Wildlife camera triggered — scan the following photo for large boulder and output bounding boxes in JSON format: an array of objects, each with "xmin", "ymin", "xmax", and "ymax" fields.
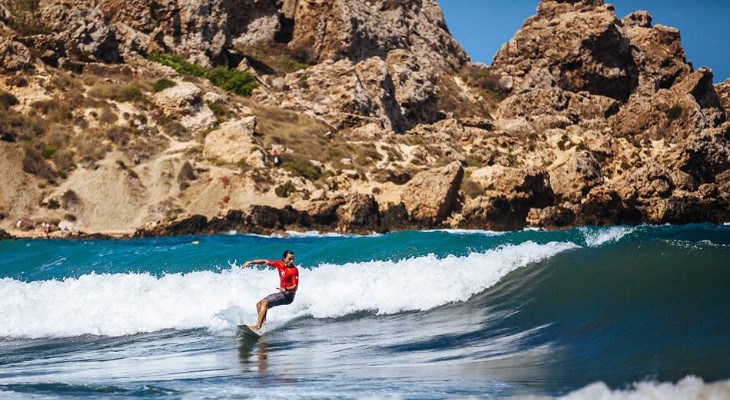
[
  {"xmin": 549, "ymin": 150, "xmax": 603, "ymax": 202},
  {"xmin": 526, "ymin": 206, "xmax": 576, "ymax": 229},
  {"xmin": 610, "ymin": 68, "xmax": 725, "ymax": 141},
  {"xmin": 336, "ymin": 193, "xmax": 381, "ymax": 232},
  {"xmin": 678, "ymin": 124, "xmax": 730, "ymax": 183},
  {"xmin": 460, "ymin": 166, "xmax": 554, "ymax": 230},
  {"xmin": 203, "ymin": 117, "xmax": 264, "ymax": 167},
  {"xmin": 152, "ymin": 81, "xmax": 217, "ymax": 132},
  {"xmin": 0, "ymin": 39, "xmax": 31, "ymax": 72},
  {"xmin": 401, "ymin": 161, "xmax": 463, "ymax": 225},
  {"xmin": 574, "ymin": 187, "xmax": 642, "ymax": 226}
]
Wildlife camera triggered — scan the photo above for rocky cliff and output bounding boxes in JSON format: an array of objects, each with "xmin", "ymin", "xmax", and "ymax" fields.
[{"xmin": 0, "ymin": 0, "xmax": 727, "ymax": 238}]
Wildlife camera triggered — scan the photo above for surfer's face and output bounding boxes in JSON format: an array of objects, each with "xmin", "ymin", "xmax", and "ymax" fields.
[{"xmin": 284, "ymin": 253, "xmax": 294, "ymax": 266}]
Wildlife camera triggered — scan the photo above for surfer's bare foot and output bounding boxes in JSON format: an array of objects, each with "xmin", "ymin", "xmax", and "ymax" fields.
[{"xmin": 249, "ymin": 325, "xmax": 260, "ymax": 331}]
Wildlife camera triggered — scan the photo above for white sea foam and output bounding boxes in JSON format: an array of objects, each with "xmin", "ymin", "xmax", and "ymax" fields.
[
  {"xmin": 284, "ymin": 230, "xmax": 381, "ymax": 238},
  {"xmin": 0, "ymin": 241, "xmax": 576, "ymax": 339},
  {"xmin": 580, "ymin": 226, "xmax": 634, "ymax": 247},
  {"xmin": 551, "ymin": 376, "xmax": 730, "ymax": 400},
  {"xmin": 423, "ymin": 229, "xmax": 505, "ymax": 236}
]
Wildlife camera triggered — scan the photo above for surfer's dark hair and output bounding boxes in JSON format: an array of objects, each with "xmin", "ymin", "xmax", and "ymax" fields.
[{"xmin": 282, "ymin": 250, "xmax": 294, "ymax": 259}]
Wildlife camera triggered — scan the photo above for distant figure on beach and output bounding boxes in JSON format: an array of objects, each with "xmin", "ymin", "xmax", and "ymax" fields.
[
  {"xmin": 241, "ymin": 250, "xmax": 299, "ymax": 332},
  {"xmin": 269, "ymin": 147, "xmax": 281, "ymax": 166}
]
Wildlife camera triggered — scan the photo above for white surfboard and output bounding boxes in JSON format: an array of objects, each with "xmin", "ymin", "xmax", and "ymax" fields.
[{"xmin": 238, "ymin": 324, "xmax": 262, "ymax": 338}]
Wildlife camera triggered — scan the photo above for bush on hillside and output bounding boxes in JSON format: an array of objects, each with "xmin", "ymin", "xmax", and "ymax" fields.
[{"xmin": 148, "ymin": 53, "xmax": 258, "ymax": 96}]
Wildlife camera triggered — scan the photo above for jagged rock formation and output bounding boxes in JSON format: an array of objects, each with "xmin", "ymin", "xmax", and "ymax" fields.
[{"xmin": 0, "ymin": 0, "xmax": 728, "ymax": 238}]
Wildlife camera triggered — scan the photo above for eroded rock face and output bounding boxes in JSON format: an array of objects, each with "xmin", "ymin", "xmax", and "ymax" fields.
[
  {"xmin": 460, "ymin": 166, "xmax": 553, "ymax": 230},
  {"xmin": 678, "ymin": 124, "xmax": 730, "ymax": 183},
  {"xmin": 550, "ymin": 150, "xmax": 603, "ymax": 202},
  {"xmin": 0, "ymin": 39, "xmax": 31, "ymax": 72},
  {"xmin": 401, "ymin": 161, "xmax": 463, "ymax": 225},
  {"xmin": 0, "ymin": 228, "xmax": 12, "ymax": 240},
  {"xmin": 35, "ymin": 3, "xmax": 121, "ymax": 63},
  {"xmin": 262, "ymin": 50, "xmax": 441, "ymax": 132},
  {"xmin": 491, "ymin": 0, "xmax": 638, "ymax": 101},
  {"xmin": 336, "ymin": 193, "xmax": 381, "ymax": 232},
  {"xmin": 285, "ymin": 0, "xmax": 467, "ymax": 69},
  {"xmin": 610, "ymin": 68, "xmax": 725, "ymax": 141}
]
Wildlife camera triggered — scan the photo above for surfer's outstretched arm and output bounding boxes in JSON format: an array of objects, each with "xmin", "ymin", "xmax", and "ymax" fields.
[{"xmin": 242, "ymin": 260, "xmax": 268, "ymax": 268}]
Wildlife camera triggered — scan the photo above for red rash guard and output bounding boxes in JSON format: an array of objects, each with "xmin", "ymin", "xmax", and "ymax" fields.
[{"xmin": 266, "ymin": 260, "xmax": 299, "ymax": 291}]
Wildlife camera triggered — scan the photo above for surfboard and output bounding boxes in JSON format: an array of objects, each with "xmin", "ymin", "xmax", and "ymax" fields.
[{"xmin": 238, "ymin": 324, "xmax": 262, "ymax": 338}]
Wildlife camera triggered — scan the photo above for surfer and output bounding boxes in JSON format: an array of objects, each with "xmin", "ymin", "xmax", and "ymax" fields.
[{"xmin": 242, "ymin": 250, "xmax": 299, "ymax": 332}]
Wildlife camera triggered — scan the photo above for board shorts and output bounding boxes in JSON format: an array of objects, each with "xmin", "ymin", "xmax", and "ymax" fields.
[{"xmin": 265, "ymin": 291, "xmax": 295, "ymax": 308}]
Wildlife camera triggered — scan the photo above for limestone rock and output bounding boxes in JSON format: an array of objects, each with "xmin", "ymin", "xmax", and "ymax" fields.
[
  {"xmin": 622, "ymin": 16, "xmax": 691, "ymax": 95},
  {"xmin": 286, "ymin": 0, "xmax": 467, "ymax": 69},
  {"xmin": 336, "ymin": 193, "xmax": 381, "ymax": 232},
  {"xmin": 643, "ymin": 194, "xmax": 721, "ymax": 224},
  {"xmin": 153, "ymin": 81, "xmax": 217, "ymax": 132},
  {"xmin": 0, "ymin": 228, "xmax": 12, "ymax": 240},
  {"xmin": 0, "ymin": 39, "xmax": 31, "ymax": 72},
  {"xmin": 550, "ymin": 150, "xmax": 603, "ymax": 202},
  {"xmin": 491, "ymin": 0, "xmax": 638, "ymax": 101},
  {"xmin": 265, "ymin": 51, "xmax": 442, "ymax": 132},
  {"xmin": 91, "ymin": 0, "xmax": 466, "ymax": 70},
  {"xmin": 678, "ymin": 125, "xmax": 730, "ymax": 183},
  {"xmin": 574, "ymin": 187, "xmax": 641, "ymax": 226},
  {"xmin": 37, "ymin": 3, "xmax": 121, "ymax": 63},
  {"xmin": 401, "ymin": 161, "xmax": 463, "ymax": 224},
  {"xmin": 616, "ymin": 165, "xmax": 674, "ymax": 201},
  {"xmin": 610, "ymin": 68, "xmax": 724, "ymax": 141},
  {"xmin": 496, "ymin": 87, "xmax": 619, "ymax": 127},
  {"xmin": 460, "ymin": 166, "xmax": 554, "ymax": 230},
  {"xmin": 715, "ymin": 79, "xmax": 730, "ymax": 113},
  {"xmin": 203, "ymin": 117, "xmax": 263, "ymax": 166},
  {"xmin": 526, "ymin": 206, "xmax": 576, "ymax": 229}
]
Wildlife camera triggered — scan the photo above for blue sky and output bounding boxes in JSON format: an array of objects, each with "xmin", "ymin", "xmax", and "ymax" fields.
[{"xmin": 439, "ymin": 1, "xmax": 729, "ymax": 83}]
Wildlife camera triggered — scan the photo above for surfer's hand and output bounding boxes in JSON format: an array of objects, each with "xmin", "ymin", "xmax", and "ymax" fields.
[
  {"xmin": 279, "ymin": 287, "xmax": 285, "ymax": 293},
  {"xmin": 242, "ymin": 261, "xmax": 250, "ymax": 268}
]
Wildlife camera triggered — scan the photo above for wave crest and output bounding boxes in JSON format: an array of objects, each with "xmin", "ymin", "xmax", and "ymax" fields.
[{"xmin": 0, "ymin": 241, "xmax": 576, "ymax": 339}]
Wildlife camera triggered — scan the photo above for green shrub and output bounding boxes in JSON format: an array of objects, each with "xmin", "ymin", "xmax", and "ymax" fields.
[
  {"xmin": 0, "ymin": 91, "xmax": 19, "ymax": 110},
  {"xmin": 41, "ymin": 144, "xmax": 58, "ymax": 159},
  {"xmin": 30, "ymin": 99, "xmax": 73, "ymax": 122},
  {"xmin": 111, "ymin": 85, "xmax": 144, "ymax": 103},
  {"xmin": 666, "ymin": 105, "xmax": 683, "ymax": 122},
  {"xmin": 205, "ymin": 67, "xmax": 258, "ymax": 96},
  {"xmin": 275, "ymin": 180, "xmax": 296, "ymax": 198},
  {"xmin": 148, "ymin": 53, "xmax": 258, "ymax": 96},
  {"xmin": 281, "ymin": 155, "xmax": 322, "ymax": 181},
  {"xmin": 206, "ymin": 101, "xmax": 229, "ymax": 120},
  {"xmin": 148, "ymin": 53, "xmax": 207, "ymax": 77},
  {"xmin": 153, "ymin": 78, "xmax": 177, "ymax": 92}
]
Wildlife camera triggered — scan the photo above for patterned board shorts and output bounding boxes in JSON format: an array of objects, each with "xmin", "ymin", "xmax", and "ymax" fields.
[{"xmin": 265, "ymin": 291, "xmax": 295, "ymax": 308}]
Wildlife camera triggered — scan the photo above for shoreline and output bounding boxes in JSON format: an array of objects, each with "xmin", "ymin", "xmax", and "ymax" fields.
[{"xmin": 3, "ymin": 221, "xmax": 729, "ymax": 241}]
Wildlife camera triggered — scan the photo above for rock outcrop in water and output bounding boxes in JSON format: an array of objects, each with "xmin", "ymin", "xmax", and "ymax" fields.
[{"xmin": 0, "ymin": 0, "xmax": 728, "ymax": 238}]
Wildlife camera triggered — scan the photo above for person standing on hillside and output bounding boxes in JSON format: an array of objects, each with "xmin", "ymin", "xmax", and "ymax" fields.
[{"xmin": 242, "ymin": 250, "xmax": 299, "ymax": 332}]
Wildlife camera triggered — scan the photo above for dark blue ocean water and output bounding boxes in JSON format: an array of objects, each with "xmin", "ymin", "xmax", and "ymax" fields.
[{"xmin": 1, "ymin": 225, "xmax": 730, "ymax": 399}]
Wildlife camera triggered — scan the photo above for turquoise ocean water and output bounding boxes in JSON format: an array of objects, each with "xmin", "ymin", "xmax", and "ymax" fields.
[{"xmin": 1, "ymin": 225, "xmax": 730, "ymax": 399}]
